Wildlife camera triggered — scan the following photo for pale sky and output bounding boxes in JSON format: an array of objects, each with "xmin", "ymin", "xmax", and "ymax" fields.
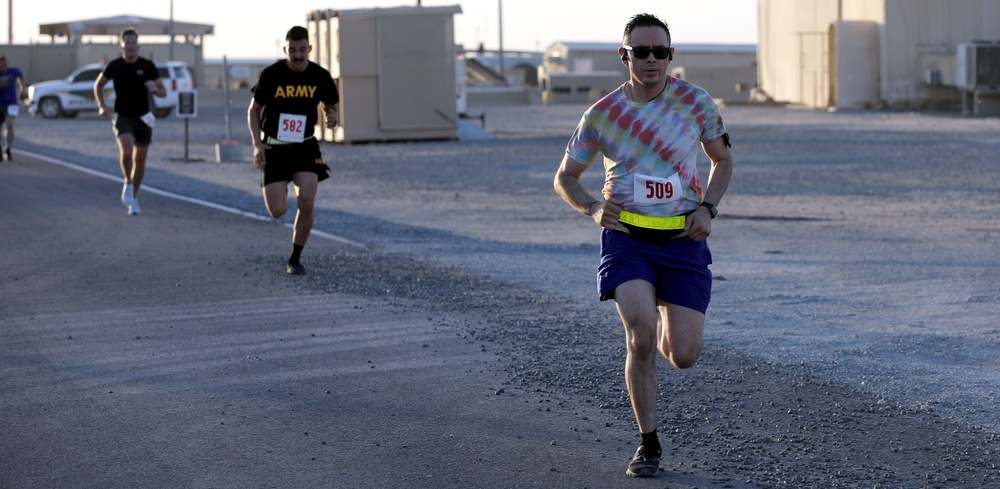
[{"xmin": 6, "ymin": 0, "xmax": 758, "ymax": 59}]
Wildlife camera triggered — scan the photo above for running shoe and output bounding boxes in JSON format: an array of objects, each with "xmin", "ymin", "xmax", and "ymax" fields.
[
  {"xmin": 4, "ymin": 148, "xmax": 9, "ymax": 161},
  {"xmin": 625, "ymin": 445, "xmax": 661, "ymax": 477},
  {"xmin": 128, "ymin": 199, "xmax": 141, "ymax": 216},
  {"xmin": 286, "ymin": 262, "xmax": 305, "ymax": 275},
  {"xmin": 122, "ymin": 183, "xmax": 134, "ymax": 206}
]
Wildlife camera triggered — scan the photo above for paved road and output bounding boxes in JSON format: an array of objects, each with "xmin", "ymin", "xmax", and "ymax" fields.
[{"xmin": 1, "ymin": 157, "xmax": 711, "ymax": 489}]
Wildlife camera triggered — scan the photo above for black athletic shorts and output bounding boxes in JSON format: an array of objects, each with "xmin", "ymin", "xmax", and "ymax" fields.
[
  {"xmin": 113, "ymin": 114, "xmax": 153, "ymax": 147},
  {"xmin": 260, "ymin": 138, "xmax": 330, "ymax": 186}
]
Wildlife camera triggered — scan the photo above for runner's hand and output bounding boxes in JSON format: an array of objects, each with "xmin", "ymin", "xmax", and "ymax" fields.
[
  {"xmin": 592, "ymin": 199, "xmax": 623, "ymax": 230},
  {"xmin": 252, "ymin": 142, "xmax": 271, "ymax": 170},
  {"xmin": 325, "ymin": 107, "xmax": 339, "ymax": 128},
  {"xmin": 685, "ymin": 208, "xmax": 712, "ymax": 241}
]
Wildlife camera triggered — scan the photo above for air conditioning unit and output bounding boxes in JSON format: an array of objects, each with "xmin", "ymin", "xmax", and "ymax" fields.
[{"xmin": 955, "ymin": 41, "xmax": 1000, "ymax": 90}]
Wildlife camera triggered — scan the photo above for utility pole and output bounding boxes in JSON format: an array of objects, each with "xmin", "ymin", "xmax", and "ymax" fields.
[
  {"xmin": 8, "ymin": 0, "xmax": 13, "ymax": 43},
  {"xmin": 169, "ymin": 0, "xmax": 175, "ymax": 60},
  {"xmin": 498, "ymin": 0, "xmax": 505, "ymax": 85}
]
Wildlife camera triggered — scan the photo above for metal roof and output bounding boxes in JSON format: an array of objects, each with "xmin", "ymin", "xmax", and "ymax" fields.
[
  {"xmin": 550, "ymin": 41, "xmax": 756, "ymax": 54},
  {"xmin": 307, "ymin": 5, "xmax": 462, "ymax": 20},
  {"xmin": 39, "ymin": 15, "xmax": 213, "ymax": 42}
]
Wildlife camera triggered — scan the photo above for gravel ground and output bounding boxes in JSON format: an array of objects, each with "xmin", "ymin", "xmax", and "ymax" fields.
[{"xmin": 11, "ymin": 90, "xmax": 1000, "ymax": 487}]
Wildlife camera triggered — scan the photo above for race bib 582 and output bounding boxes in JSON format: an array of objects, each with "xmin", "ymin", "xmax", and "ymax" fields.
[{"xmin": 277, "ymin": 113, "xmax": 307, "ymax": 143}]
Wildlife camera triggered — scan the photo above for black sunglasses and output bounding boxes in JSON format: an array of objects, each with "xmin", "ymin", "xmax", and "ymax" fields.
[{"xmin": 623, "ymin": 45, "xmax": 673, "ymax": 60}]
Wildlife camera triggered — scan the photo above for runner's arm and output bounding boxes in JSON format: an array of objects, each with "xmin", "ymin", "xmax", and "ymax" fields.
[
  {"xmin": 554, "ymin": 153, "xmax": 621, "ymax": 229},
  {"xmin": 322, "ymin": 101, "xmax": 338, "ymax": 128},
  {"xmin": 248, "ymin": 98, "xmax": 269, "ymax": 169},
  {"xmin": 685, "ymin": 136, "xmax": 734, "ymax": 240},
  {"xmin": 147, "ymin": 78, "xmax": 167, "ymax": 98},
  {"xmin": 94, "ymin": 73, "xmax": 111, "ymax": 117},
  {"xmin": 700, "ymin": 136, "xmax": 733, "ymax": 212}
]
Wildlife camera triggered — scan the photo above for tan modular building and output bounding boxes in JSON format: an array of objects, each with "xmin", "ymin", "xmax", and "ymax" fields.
[
  {"xmin": 203, "ymin": 58, "xmax": 274, "ymax": 90},
  {"xmin": 758, "ymin": 0, "xmax": 1000, "ymax": 112},
  {"xmin": 539, "ymin": 41, "xmax": 757, "ymax": 104},
  {"xmin": 543, "ymin": 42, "xmax": 632, "ymax": 76},
  {"xmin": 307, "ymin": 5, "xmax": 462, "ymax": 144},
  {"xmin": 539, "ymin": 42, "xmax": 628, "ymax": 105}
]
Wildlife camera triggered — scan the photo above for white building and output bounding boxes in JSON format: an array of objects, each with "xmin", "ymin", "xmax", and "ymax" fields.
[
  {"xmin": 758, "ymin": 0, "xmax": 1000, "ymax": 113},
  {"xmin": 539, "ymin": 41, "xmax": 757, "ymax": 105}
]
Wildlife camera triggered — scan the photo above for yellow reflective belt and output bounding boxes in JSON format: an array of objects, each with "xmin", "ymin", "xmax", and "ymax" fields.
[{"xmin": 618, "ymin": 210, "xmax": 686, "ymax": 230}]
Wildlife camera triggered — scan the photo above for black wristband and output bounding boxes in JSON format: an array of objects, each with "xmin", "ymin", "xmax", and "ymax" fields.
[{"xmin": 700, "ymin": 201, "xmax": 718, "ymax": 219}]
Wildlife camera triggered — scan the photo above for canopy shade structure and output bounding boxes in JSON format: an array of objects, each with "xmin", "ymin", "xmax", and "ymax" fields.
[{"xmin": 39, "ymin": 15, "xmax": 213, "ymax": 43}]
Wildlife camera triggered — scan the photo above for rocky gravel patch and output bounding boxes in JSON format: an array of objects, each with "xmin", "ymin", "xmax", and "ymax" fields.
[{"xmin": 274, "ymin": 247, "xmax": 1000, "ymax": 488}]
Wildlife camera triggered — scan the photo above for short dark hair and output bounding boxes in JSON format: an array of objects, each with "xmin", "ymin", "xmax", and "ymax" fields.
[
  {"xmin": 623, "ymin": 13, "xmax": 670, "ymax": 45},
  {"xmin": 120, "ymin": 28, "xmax": 138, "ymax": 42},
  {"xmin": 286, "ymin": 26, "xmax": 309, "ymax": 42}
]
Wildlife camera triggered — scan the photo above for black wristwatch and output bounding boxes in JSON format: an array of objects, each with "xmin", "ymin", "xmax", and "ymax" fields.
[{"xmin": 699, "ymin": 201, "xmax": 718, "ymax": 219}]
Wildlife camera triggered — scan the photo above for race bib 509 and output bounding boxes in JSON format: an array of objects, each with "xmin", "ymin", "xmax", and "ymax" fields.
[{"xmin": 633, "ymin": 173, "xmax": 683, "ymax": 205}]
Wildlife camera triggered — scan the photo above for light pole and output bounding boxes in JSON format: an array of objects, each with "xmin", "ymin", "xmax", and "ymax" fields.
[
  {"xmin": 169, "ymin": 0, "xmax": 175, "ymax": 60},
  {"xmin": 498, "ymin": 0, "xmax": 505, "ymax": 85}
]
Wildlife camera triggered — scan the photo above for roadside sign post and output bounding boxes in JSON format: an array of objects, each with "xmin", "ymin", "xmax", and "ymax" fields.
[
  {"xmin": 175, "ymin": 90, "xmax": 200, "ymax": 162},
  {"xmin": 215, "ymin": 55, "xmax": 245, "ymax": 163}
]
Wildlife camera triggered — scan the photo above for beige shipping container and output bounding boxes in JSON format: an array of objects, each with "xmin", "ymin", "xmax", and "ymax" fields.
[{"xmin": 307, "ymin": 6, "xmax": 462, "ymax": 144}]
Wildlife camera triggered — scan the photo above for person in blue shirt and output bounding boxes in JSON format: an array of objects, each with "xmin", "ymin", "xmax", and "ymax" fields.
[{"xmin": 0, "ymin": 55, "xmax": 26, "ymax": 161}]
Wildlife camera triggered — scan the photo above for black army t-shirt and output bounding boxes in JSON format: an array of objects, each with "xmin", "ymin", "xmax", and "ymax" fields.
[{"xmin": 252, "ymin": 60, "xmax": 339, "ymax": 142}]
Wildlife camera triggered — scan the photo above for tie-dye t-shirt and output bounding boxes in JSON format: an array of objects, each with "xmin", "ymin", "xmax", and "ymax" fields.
[{"xmin": 565, "ymin": 77, "xmax": 727, "ymax": 217}]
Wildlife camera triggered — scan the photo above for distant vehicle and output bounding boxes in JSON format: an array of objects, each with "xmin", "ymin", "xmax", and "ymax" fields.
[{"xmin": 26, "ymin": 61, "xmax": 193, "ymax": 119}]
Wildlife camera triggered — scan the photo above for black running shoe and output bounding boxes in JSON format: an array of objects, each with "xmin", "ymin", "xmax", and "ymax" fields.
[
  {"xmin": 286, "ymin": 262, "xmax": 305, "ymax": 275},
  {"xmin": 4, "ymin": 149, "xmax": 9, "ymax": 161},
  {"xmin": 625, "ymin": 445, "xmax": 661, "ymax": 477}
]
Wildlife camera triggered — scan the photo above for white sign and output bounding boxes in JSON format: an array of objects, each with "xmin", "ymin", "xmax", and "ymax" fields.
[{"xmin": 175, "ymin": 90, "xmax": 197, "ymax": 118}]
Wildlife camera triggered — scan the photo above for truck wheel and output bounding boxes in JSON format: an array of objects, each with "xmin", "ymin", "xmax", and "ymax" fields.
[{"xmin": 39, "ymin": 97, "xmax": 63, "ymax": 119}]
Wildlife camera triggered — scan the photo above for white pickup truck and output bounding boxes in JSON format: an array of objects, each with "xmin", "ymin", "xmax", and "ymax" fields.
[{"xmin": 26, "ymin": 61, "xmax": 193, "ymax": 119}]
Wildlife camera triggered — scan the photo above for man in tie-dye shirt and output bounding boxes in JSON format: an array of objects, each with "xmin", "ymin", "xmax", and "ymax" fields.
[{"xmin": 554, "ymin": 13, "xmax": 733, "ymax": 478}]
